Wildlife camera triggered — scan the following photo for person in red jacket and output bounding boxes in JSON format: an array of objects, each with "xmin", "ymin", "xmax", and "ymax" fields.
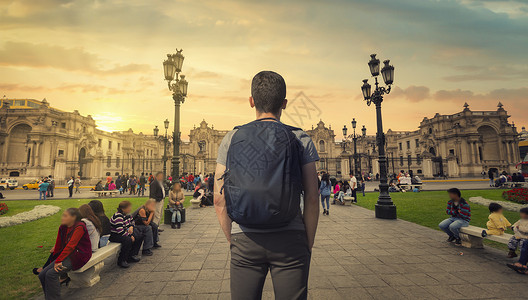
[{"xmin": 39, "ymin": 208, "xmax": 92, "ymax": 300}]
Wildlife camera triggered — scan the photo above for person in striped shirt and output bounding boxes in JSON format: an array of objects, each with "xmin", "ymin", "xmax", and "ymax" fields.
[
  {"xmin": 109, "ymin": 201, "xmax": 142, "ymax": 268},
  {"xmin": 438, "ymin": 188, "xmax": 471, "ymax": 246}
]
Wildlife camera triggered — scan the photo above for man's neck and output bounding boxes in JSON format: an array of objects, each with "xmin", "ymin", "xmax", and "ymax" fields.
[{"xmin": 256, "ymin": 111, "xmax": 280, "ymax": 121}]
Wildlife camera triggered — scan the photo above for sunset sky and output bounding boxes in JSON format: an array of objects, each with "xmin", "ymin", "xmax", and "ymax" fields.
[{"xmin": 1, "ymin": 0, "xmax": 528, "ymax": 140}]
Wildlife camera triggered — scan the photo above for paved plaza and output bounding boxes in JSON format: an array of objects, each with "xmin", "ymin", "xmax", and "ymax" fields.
[{"xmin": 49, "ymin": 204, "xmax": 528, "ymax": 300}]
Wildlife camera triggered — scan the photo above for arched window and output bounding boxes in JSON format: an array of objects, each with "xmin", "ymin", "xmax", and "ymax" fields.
[{"xmin": 319, "ymin": 140, "xmax": 326, "ymax": 152}]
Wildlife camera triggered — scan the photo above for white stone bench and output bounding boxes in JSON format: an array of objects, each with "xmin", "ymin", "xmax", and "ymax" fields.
[
  {"xmin": 90, "ymin": 190, "xmax": 118, "ymax": 197},
  {"xmin": 342, "ymin": 196, "xmax": 355, "ymax": 206},
  {"xmin": 68, "ymin": 242, "xmax": 121, "ymax": 287},
  {"xmin": 190, "ymin": 198, "xmax": 201, "ymax": 208},
  {"xmin": 511, "ymin": 182, "xmax": 528, "ymax": 188},
  {"xmin": 399, "ymin": 184, "xmax": 423, "ymax": 191},
  {"xmin": 459, "ymin": 225, "xmax": 512, "ymax": 248}
]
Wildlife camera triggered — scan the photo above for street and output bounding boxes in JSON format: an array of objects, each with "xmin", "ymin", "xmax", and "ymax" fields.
[{"xmin": 0, "ymin": 179, "xmax": 495, "ymax": 201}]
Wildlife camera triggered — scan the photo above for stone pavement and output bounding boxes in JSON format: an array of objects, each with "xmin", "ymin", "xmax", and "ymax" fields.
[{"xmin": 56, "ymin": 205, "xmax": 528, "ymax": 300}]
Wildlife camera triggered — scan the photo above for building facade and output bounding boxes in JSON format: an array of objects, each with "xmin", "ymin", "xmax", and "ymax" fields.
[
  {"xmin": 0, "ymin": 99, "xmax": 166, "ymax": 184},
  {"xmin": 181, "ymin": 102, "xmax": 522, "ymax": 179},
  {"xmin": 0, "ymin": 99, "xmax": 522, "ymax": 183}
]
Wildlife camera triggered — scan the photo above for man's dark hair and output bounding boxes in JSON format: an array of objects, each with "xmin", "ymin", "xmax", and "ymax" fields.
[
  {"xmin": 251, "ymin": 71, "xmax": 286, "ymax": 115},
  {"xmin": 488, "ymin": 202, "xmax": 502, "ymax": 213},
  {"xmin": 520, "ymin": 207, "xmax": 528, "ymax": 215},
  {"xmin": 447, "ymin": 188, "xmax": 461, "ymax": 198}
]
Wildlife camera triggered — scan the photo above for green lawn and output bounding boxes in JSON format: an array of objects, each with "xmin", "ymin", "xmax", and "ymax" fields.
[
  {"xmin": 354, "ymin": 189, "xmax": 518, "ymax": 249},
  {"xmin": 0, "ymin": 196, "xmax": 191, "ymax": 300}
]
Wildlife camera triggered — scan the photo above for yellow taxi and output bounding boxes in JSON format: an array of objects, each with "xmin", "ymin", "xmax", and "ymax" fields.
[{"xmin": 23, "ymin": 180, "xmax": 41, "ymax": 190}]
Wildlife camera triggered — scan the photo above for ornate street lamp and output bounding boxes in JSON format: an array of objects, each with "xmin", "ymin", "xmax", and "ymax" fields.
[
  {"xmin": 342, "ymin": 125, "xmax": 348, "ymax": 153},
  {"xmin": 154, "ymin": 119, "xmax": 170, "ymax": 178},
  {"xmin": 351, "ymin": 118, "xmax": 358, "ymax": 177},
  {"xmin": 163, "ymin": 49, "xmax": 189, "ymax": 180},
  {"xmin": 361, "ymin": 53, "xmax": 396, "ymax": 219}
]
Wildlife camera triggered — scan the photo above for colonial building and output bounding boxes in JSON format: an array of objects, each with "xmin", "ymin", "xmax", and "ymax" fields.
[
  {"xmin": 181, "ymin": 102, "xmax": 522, "ymax": 178},
  {"xmin": 0, "ymin": 98, "xmax": 166, "ymax": 184},
  {"xmin": 0, "ymin": 99, "xmax": 522, "ymax": 183}
]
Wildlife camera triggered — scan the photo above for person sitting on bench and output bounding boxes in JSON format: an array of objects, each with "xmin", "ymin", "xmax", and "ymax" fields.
[
  {"xmin": 168, "ymin": 183, "xmax": 184, "ymax": 229},
  {"xmin": 482, "ymin": 203, "xmax": 511, "ymax": 238},
  {"xmin": 506, "ymin": 207, "xmax": 528, "ymax": 259},
  {"xmin": 110, "ymin": 201, "xmax": 142, "ymax": 268},
  {"xmin": 133, "ymin": 199, "xmax": 161, "ymax": 256},
  {"xmin": 438, "ymin": 188, "xmax": 471, "ymax": 246},
  {"xmin": 38, "ymin": 208, "xmax": 92, "ymax": 298}
]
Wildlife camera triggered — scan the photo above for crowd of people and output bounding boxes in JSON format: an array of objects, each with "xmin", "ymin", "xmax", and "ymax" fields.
[
  {"xmin": 317, "ymin": 172, "xmax": 364, "ymax": 215},
  {"xmin": 90, "ymin": 173, "xmax": 150, "ymax": 196},
  {"xmin": 35, "ymin": 176, "xmax": 56, "ymax": 200},
  {"xmin": 388, "ymin": 170, "xmax": 422, "ymax": 193},
  {"xmin": 34, "ymin": 171, "xmax": 188, "ymax": 300},
  {"xmin": 487, "ymin": 169, "xmax": 525, "ymax": 187},
  {"xmin": 180, "ymin": 172, "xmax": 214, "ymax": 193}
]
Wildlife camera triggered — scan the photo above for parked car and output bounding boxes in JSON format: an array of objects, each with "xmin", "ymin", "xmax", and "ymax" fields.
[
  {"xmin": 23, "ymin": 180, "xmax": 41, "ymax": 190},
  {"xmin": 0, "ymin": 178, "xmax": 18, "ymax": 190},
  {"xmin": 0, "ymin": 179, "xmax": 7, "ymax": 190},
  {"xmin": 7, "ymin": 179, "xmax": 18, "ymax": 190}
]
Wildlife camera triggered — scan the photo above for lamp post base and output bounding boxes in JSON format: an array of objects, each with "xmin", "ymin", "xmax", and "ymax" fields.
[{"xmin": 375, "ymin": 203, "xmax": 397, "ymax": 219}]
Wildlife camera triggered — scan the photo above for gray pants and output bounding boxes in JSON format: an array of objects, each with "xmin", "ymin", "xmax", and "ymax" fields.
[
  {"xmin": 39, "ymin": 257, "xmax": 72, "ymax": 300},
  {"xmin": 135, "ymin": 223, "xmax": 158, "ymax": 251},
  {"xmin": 230, "ymin": 230, "xmax": 311, "ymax": 300},
  {"xmin": 508, "ymin": 237, "xmax": 527, "ymax": 251}
]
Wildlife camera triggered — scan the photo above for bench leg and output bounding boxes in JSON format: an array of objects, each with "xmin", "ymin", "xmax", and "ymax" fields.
[
  {"xmin": 69, "ymin": 261, "xmax": 104, "ymax": 288},
  {"xmin": 459, "ymin": 233, "xmax": 483, "ymax": 249}
]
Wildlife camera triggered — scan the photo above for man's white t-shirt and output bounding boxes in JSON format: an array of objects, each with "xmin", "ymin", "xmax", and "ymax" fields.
[{"xmin": 350, "ymin": 176, "xmax": 357, "ymax": 189}]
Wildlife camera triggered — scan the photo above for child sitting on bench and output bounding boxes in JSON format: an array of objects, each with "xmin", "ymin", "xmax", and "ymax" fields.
[
  {"xmin": 507, "ymin": 207, "xmax": 528, "ymax": 258},
  {"xmin": 482, "ymin": 203, "xmax": 511, "ymax": 237}
]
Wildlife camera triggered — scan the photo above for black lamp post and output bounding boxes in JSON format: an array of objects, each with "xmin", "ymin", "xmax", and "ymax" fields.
[
  {"xmin": 163, "ymin": 49, "xmax": 189, "ymax": 181},
  {"xmin": 361, "ymin": 53, "xmax": 396, "ymax": 219},
  {"xmin": 342, "ymin": 125, "xmax": 349, "ymax": 175},
  {"xmin": 154, "ymin": 119, "xmax": 170, "ymax": 178},
  {"xmin": 342, "ymin": 125, "xmax": 348, "ymax": 153},
  {"xmin": 360, "ymin": 125, "xmax": 366, "ymax": 177},
  {"xmin": 351, "ymin": 118, "xmax": 358, "ymax": 177}
]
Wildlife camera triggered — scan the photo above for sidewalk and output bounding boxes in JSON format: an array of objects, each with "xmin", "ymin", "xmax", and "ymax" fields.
[{"xmin": 49, "ymin": 204, "xmax": 528, "ymax": 300}]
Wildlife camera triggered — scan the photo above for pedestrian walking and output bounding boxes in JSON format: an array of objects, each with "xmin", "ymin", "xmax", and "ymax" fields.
[
  {"xmin": 67, "ymin": 177, "xmax": 74, "ymax": 198},
  {"xmin": 75, "ymin": 176, "xmax": 81, "ymax": 194},
  {"xmin": 214, "ymin": 71, "xmax": 319, "ymax": 300},
  {"xmin": 319, "ymin": 173, "xmax": 331, "ymax": 215}
]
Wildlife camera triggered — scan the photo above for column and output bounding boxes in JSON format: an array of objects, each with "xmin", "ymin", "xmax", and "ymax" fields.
[
  {"xmin": 504, "ymin": 141, "xmax": 511, "ymax": 163},
  {"xmin": 510, "ymin": 142, "xmax": 516, "ymax": 163},
  {"xmin": 474, "ymin": 142, "xmax": 481, "ymax": 164},
  {"xmin": 467, "ymin": 141, "xmax": 474, "ymax": 164},
  {"xmin": 31, "ymin": 141, "xmax": 37, "ymax": 166}
]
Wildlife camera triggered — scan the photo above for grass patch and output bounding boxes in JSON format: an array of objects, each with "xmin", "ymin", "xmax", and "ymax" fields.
[
  {"xmin": 354, "ymin": 190, "xmax": 518, "ymax": 250},
  {"xmin": 0, "ymin": 196, "xmax": 191, "ymax": 300},
  {"xmin": 0, "ymin": 201, "xmax": 42, "ymax": 217}
]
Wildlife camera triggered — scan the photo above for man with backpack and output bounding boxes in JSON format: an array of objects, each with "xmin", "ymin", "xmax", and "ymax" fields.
[{"xmin": 214, "ymin": 71, "xmax": 320, "ymax": 300}]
